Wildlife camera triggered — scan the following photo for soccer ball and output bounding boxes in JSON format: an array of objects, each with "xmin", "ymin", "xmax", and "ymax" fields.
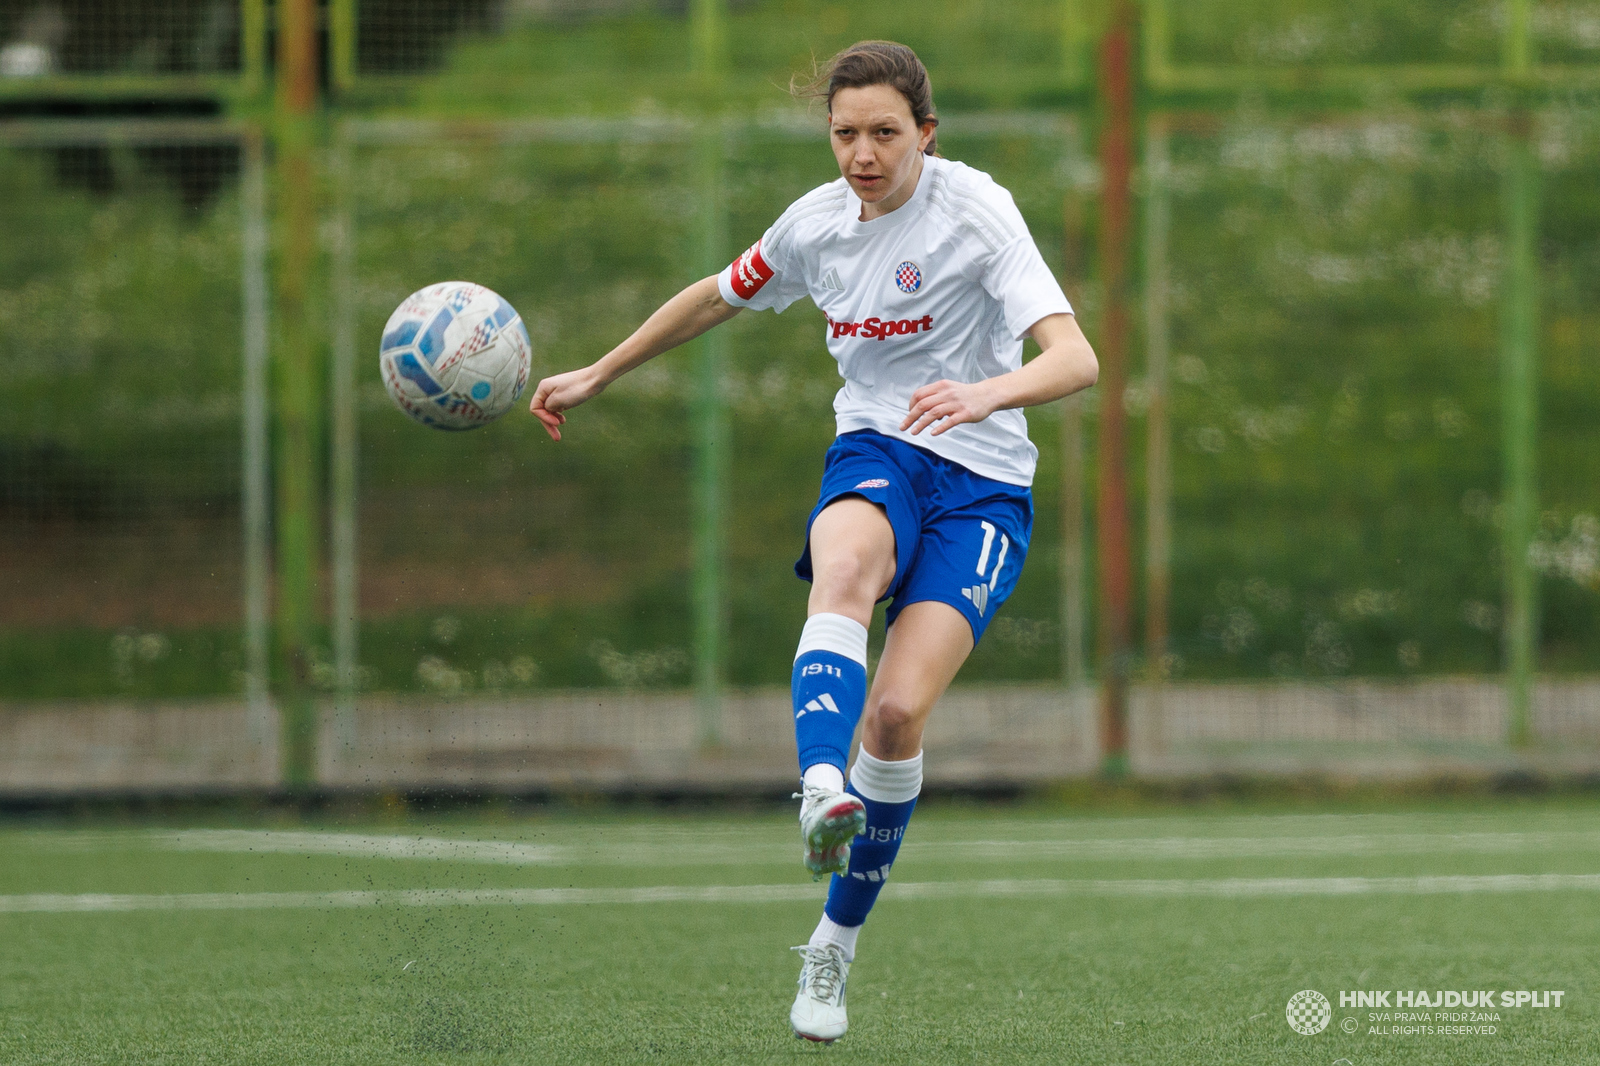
[{"xmin": 379, "ymin": 281, "xmax": 532, "ymax": 430}]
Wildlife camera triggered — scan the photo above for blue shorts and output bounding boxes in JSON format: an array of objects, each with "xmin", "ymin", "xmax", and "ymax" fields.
[{"xmin": 795, "ymin": 430, "xmax": 1033, "ymax": 643}]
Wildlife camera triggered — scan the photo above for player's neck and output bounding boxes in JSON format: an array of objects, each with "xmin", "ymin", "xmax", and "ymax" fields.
[{"xmin": 858, "ymin": 153, "xmax": 925, "ymax": 222}]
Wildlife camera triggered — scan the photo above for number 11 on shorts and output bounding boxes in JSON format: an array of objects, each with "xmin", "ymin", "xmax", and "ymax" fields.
[{"xmin": 976, "ymin": 520, "xmax": 1009, "ymax": 592}]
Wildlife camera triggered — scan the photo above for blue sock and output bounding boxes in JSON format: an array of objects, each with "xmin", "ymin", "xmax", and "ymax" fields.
[
  {"xmin": 823, "ymin": 749, "xmax": 923, "ymax": 928},
  {"xmin": 792, "ymin": 613, "xmax": 869, "ymax": 776}
]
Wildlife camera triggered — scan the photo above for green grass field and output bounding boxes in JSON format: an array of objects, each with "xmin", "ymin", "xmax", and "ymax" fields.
[{"xmin": 3, "ymin": 798, "xmax": 1598, "ymax": 1065}]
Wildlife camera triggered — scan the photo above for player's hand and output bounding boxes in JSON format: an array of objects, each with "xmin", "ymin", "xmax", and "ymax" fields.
[
  {"xmin": 529, "ymin": 366, "xmax": 605, "ymax": 441},
  {"xmin": 901, "ymin": 379, "xmax": 999, "ymax": 437}
]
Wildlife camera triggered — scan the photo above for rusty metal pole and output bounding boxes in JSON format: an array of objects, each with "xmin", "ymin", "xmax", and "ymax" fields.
[
  {"xmin": 1142, "ymin": 113, "xmax": 1171, "ymax": 760},
  {"xmin": 1095, "ymin": 0, "xmax": 1137, "ymax": 777},
  {"xmin": 690, "ymin": 0, "xmax": 728, "ymax": 748},
  {"xmin": 275, "ymin": 0, "xmax": 322, "ymax": 790},
  {"xmin": 1060, "ymin": 186, "xmax": 1088, "ymax": 695}
]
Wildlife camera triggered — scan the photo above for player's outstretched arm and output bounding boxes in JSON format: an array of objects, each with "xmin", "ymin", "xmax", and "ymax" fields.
[
  {"xmin": 530, "ymin": 275, "xmax": 740, "ymax": 440},
  {"xmin": 901, "ymin": 312, "xmax": 1098, "ymax": 437}
]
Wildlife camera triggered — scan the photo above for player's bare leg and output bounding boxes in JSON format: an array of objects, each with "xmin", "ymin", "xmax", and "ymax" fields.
[
  {"xmin": 860, "ymin": 600, "xmax": 974, "ymax": 761},
  {"xmin": 807, "ymin": 497, "xmax": 895, "ymax": 627}
]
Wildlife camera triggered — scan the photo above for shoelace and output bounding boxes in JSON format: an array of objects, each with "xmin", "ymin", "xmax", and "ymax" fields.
[
  {"xmin": 791, "ymin": 945, "xmax": 846, "ymax": 1003},
  {"xmin": 793, "ymin": 784, "xmax": 831, "ymax": 804}
]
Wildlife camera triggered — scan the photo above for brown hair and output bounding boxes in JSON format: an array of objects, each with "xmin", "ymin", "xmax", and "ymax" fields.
[{"xmin": 795, "ymin": 41, "xmax": 940, "ymax": 156}]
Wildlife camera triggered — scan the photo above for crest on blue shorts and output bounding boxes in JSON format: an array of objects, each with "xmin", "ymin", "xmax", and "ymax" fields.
[{"xmin": 895, "ymin": 261, "xmax": 922, "ymax": 294}]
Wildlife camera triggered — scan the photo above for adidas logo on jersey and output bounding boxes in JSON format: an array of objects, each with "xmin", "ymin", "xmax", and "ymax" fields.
[
  {"xmin": 821, "ymin": 267, "xmax": 845, "ymax": 291},
  {"xmin": 850, "ymin": 863, "xmax": 893, "ymax": 882},
  {"xmin": 961, "ymin": 584, "xmax": 990, "ymax": 616},
  {"xmin": 796, "ymin": 692, "xmax": 842, "ymax": 718}
]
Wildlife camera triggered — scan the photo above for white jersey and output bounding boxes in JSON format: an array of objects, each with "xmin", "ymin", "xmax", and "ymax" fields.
[{"xmin": 716, "ymin": 153, "xmax": 1072, "ymax": 486}]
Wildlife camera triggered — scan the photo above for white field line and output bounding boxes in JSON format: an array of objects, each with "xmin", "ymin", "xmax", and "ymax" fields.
[
  {"xmin": 146, "ymin": 829, "xmax": 1600, "ymax": 867},
  {"xmin": 157, "ymin": 831, "xmax": 566, "ymax": 864},
  {"xmin": 8, "ymin": 874, "xmax": 1600, "ymax": 914}
]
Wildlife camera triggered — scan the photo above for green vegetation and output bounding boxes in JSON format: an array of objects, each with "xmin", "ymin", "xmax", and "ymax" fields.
[
  {"xmin": 3, "ymin": 799, "xmax": 1599, "ymax": 1063},
  {"xmin": 400, "ymin": 0, "xmax": 1081, "ymax": 117}
]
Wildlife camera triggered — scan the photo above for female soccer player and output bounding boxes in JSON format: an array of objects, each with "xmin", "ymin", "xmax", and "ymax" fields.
[{"xmin": 529, "ymin": 40, "xmax": 1097, "ymax": 1044}]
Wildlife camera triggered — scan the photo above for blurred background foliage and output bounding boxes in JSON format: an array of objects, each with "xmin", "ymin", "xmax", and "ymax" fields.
[{"xmin": 0, "ymin": 0, "xmax": 1597, "ymax": 701}]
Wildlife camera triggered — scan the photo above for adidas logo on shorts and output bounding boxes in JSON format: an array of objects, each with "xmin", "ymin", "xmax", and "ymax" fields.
[
  {"xmin": 961, "ymin": 583, "xmax": 990, "ymax": 616},
  {"xmin": 796, "ymin": 692, "xmax": 842, "ymax": 718}
]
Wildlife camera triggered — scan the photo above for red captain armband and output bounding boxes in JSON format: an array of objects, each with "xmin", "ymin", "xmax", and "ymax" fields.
[{"xmin": 728, "ymin": 239, "xmax": 775, "ymax": 300}]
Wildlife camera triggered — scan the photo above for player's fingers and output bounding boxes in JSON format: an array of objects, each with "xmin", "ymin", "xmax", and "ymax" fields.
[
  {"xmin": 929, "ymin": 407, "xmax": 974, "ymax": 435},
  {"xmin": 529, "ymin": 379, "xmax": 555, "ymax": 414},
  {"xmin": 901, "ymin": 399, "xmax": 938, "ymax": 432},
  {"xmin": 906, "ymin": 380, "xmax": 952, "ymax": 410},
  {"xmin": 900, "ymin": 388, "xmax": 953, "ymax": 430},
  {"xmin": 908, "ymin": 401, "xmax": 957, "ymax": 435},
  {"xmin": 928, "ymin": 400, "xmax": 980, "ymax": 435}
]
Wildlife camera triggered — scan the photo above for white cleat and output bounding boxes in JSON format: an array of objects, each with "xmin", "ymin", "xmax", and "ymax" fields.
[
  {"xmin": 790, "ymin": 944, "xmax": 851, "ymax": 1043},
  {"xmin": 795, "ymin": 784, "xmax": 866, "ymax": 881}
]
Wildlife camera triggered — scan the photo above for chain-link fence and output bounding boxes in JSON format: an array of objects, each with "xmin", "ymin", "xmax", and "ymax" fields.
[
  {"xmin": 3, "ymin": 4, "xmax": 1600, "ymax": 791},
  {"xmin": 1147, "ymin": 108, "xmax": 1599, "ymax": 685},
  {"xmin": 0, "ymin": 120, "xmax": 268, "ymax": 717},
  {"xmin": 0, "ymin": 1, "xmax": 243, "ymax": 77}
]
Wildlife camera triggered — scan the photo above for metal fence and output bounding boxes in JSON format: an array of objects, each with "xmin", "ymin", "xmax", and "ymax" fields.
[
  {"xmin": 2, "ymin": 2, "xmax": 1599, "ymax": 793},
  {"xmin": 0, "ymin": 119, "xmax": 269, "ymax": 723}
]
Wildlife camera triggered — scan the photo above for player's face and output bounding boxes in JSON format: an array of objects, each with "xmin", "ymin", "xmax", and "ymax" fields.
[{"xmin": 829, "ymin": 84, "xmax": 936, "ymax": 218}]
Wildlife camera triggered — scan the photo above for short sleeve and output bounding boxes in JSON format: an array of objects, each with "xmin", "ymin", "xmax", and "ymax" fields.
[
  {"xmin": 980, "ymin": 235, "xmax": 1074, "ymax": 341},
  {"xmin": 717, "ymin": 228, "xmax": 809, "ymax": 313}
]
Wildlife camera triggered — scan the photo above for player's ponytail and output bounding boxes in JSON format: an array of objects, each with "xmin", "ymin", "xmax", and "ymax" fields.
[{"xmin": 794, "ymin": 41, "xmax": 940, "ymax": 157}]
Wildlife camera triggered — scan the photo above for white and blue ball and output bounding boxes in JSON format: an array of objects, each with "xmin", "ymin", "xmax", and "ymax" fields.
[{"xmin": 379, "ymin": 281, "xmax": 532, "ymax": 431}]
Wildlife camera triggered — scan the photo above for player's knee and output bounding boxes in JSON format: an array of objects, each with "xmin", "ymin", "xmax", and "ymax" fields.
[
  {"xmin": 811, "ymin": 551, "xmax": 886, "ymax": 607},
  {"xmin": 863, "ymin": 693, "xmax": 923, "ymax": 753}
]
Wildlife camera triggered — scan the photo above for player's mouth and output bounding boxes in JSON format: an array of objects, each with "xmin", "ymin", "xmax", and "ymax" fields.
[{"xmin": 851, "ymin": 173, "xmax": 884, "ymax": 190}]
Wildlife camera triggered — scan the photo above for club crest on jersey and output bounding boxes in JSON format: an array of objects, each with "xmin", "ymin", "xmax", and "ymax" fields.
[
  {"xmin": 854, "ymin": 479, "xmax": 890, "ymax": 489},
  {"xmin": 894, "ymin": 261, "xmax": 922, "ymax": 294}
]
